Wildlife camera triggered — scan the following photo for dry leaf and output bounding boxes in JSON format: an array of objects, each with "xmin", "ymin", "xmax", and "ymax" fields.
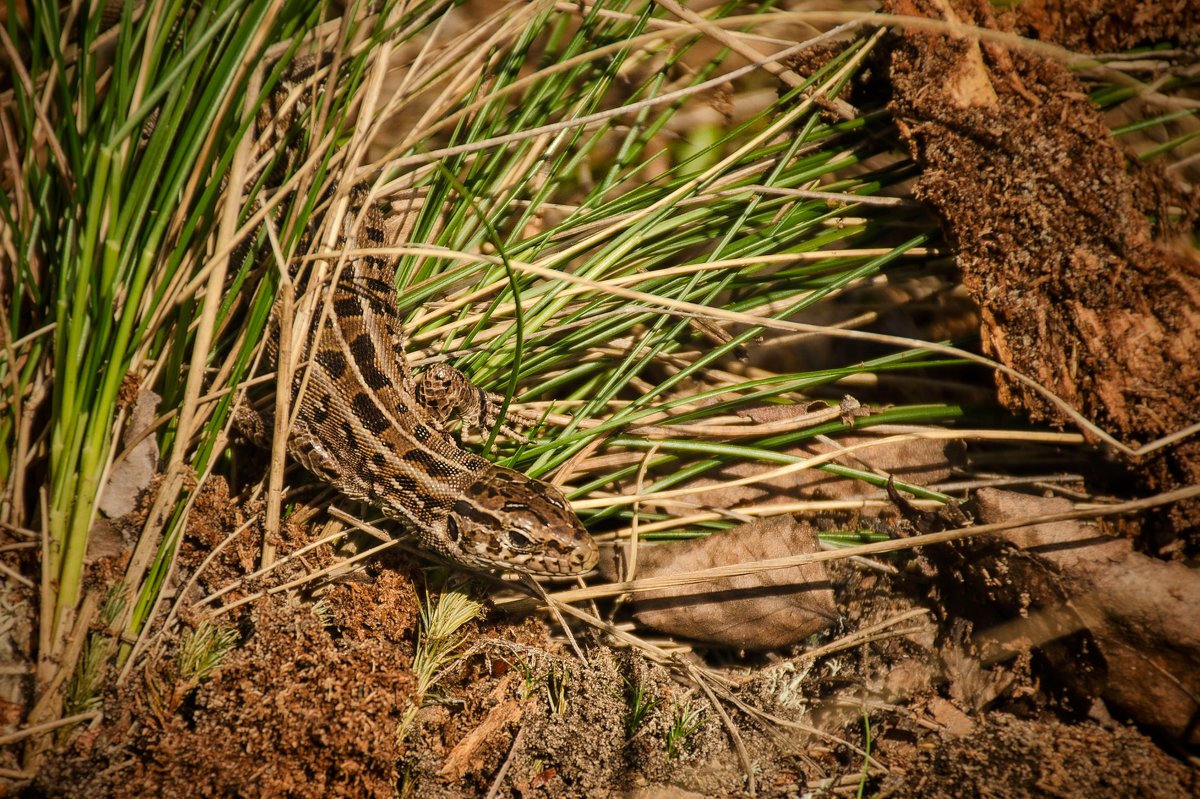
[
  {"xmin": 98, "ymin": 388, "xmax": 161, "ymax": 518},
  {"xmin": 625, "ymin": 515, "xmax": 836, "ymax": 650}
]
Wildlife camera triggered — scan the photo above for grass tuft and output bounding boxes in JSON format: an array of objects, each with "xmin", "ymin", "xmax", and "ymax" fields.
[
  {"xmin": 177, "ymin": 621, "xmax": 239, "ymax": 684},
  {"xmin": 665, "ymin": 699, "xmax": 705, "ymax": 760},
  {"xmin": 412, "ymin": 587, "xmax": 485, "ymax": 696},
  {"xmin": 625, "ymin": 677, "xmax": 661, "ymax": 739},
  {"xmin": 398, "ymin": 587, "xmax": 484, "ymax": 744}
]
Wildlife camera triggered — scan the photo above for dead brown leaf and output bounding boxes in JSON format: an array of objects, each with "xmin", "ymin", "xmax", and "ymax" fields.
[
  {"xmin": 97, "ymin": 388, "xmax": 162, "ymax": 518},
  {"xmin": 623, "ymin": 515, "xmax": 836, "ymax": 650}
]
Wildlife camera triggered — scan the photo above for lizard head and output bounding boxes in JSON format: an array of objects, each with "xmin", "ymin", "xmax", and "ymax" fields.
[{"xmin": 444, "ymin": 466, "xmax": 598, "ymax": 575}]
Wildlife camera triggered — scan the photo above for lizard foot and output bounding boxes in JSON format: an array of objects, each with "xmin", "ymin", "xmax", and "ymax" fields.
[{"xmin": 414, "ymin": 363, "xmax": 541, "ymax": 443}]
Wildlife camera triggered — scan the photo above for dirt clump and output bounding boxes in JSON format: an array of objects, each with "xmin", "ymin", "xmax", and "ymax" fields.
[
  {"xmin": 1012, "ymin": 0, "xmax": 1200, "ymax": 53},
  {"xmin": 884, "ymin": 0, "xmax": 1200, "ymax": 544},
  {"xmin": 879, "ymin": 712, "xmax": 1198, "ymax": 798},
  {"xmin": 39, "ymin": 570, "xmax": 420, "ymax": 799}
]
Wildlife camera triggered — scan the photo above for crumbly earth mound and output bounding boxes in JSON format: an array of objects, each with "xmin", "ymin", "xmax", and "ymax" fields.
[
  {"xmin": 879, "ymin": 713, "xmax": 1198, "ymax": 798},
  {"xmin": 885, "ymin": 0, "xmax": 1200, "ymax": 543}
]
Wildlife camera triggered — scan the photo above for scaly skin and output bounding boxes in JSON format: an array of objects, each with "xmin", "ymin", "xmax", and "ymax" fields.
[{"xmin": 283, "ymin": 197, "xmax": 598, "ymax": 575}]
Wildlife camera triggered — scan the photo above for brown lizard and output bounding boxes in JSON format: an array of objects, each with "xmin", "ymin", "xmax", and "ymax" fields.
[
  {"xmin": 251, "ymin": 63, "xmax": 598, "ymax": 575},
  {"xmin": 274, "ymin": 192, "xmax": 598, "ymax": 576}
]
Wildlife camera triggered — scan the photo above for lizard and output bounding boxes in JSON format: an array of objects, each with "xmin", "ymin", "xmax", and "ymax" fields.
[{"xmin": 253, "ymin": 64, "xmax": 598, "ymax": 577}]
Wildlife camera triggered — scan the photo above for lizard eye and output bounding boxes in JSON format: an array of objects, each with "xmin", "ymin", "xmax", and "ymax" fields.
[{"xmin": 504, "ymin": 530, "xmax": 533, "ymax": 550}]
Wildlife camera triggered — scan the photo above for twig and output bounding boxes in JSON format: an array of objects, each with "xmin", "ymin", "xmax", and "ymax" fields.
[
  {"xmin": 262, "ymin": 212, "xmax": 292, "ymax": 570},
  {"xmin": 485, "ymin": 724, "xmax": 526, "ymax": 799},
  {"xmin": 0, "ymin": 711, "xmax": 101, "ymax": 747}
]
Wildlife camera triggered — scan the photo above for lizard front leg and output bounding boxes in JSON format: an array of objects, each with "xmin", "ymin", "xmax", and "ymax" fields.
[{"xmin": 413, "ymin": 363, "xmax": 539, "ymax": 441}]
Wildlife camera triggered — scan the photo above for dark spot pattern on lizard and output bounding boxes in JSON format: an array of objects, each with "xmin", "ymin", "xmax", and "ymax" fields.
[{"xmin": 351, "ymin": 391, "xmax": 389, "ymax": 435}]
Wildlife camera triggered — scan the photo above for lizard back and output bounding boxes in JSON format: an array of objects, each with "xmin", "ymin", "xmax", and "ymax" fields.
[{"xmin": 274, "ymin": 176, "xmax": 597, "ymax": 574}]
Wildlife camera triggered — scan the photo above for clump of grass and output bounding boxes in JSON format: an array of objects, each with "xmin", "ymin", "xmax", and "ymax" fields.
[
  {"xmin": 2, "ymin": 0, "xmax": 413, "ymax": 744},
  {"xmin": 499, "ymin": 650, "xmax": 576, "ymax": 716},
  {"xmin": 135, "ymin": 619, "xmax": 238, "ymax": 725},
  {"xmin": 63, "ymin": 583, "xmax": 133, "ymax": 717},
  {"xmin": 177, "ymin": 621, "xmax": 239, "ymax": 684},
  {"xmin": 309, "ymin": 600, "xmax": 335, "ymax": 628},
  {"xmin": 411, "ymin": 588, "xmax": 485, "ymax": 697},
  {"xmin": 62, "ymin": 634, "xmax": 107, "ymax": 718},
  {"xmin": 546, "ymin": 663, "xmax": 571, "ymax": 716},
  {"xmin": 515, "ymin": 656, "xmax": 541, "ymax": 701},
  {"xmin": 625, "ymin": 677, "xmax": 661, "ymax": 739},
  {"xmin": 398, "ymin": 587, "xmax": 484, "ymax": 743},
  {"xmin": 664, "ymin": 699, "xmax": 705, "ymax": 760}
]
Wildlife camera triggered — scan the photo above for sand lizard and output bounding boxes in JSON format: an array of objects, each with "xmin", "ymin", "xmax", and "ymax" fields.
[
  {"xmin": 254, "ymin": 63, "xmax": 598, "ymax": 576},
  {"xmin": 274, "ymin": 192, "xmax": 598, "ymax": 576}
]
